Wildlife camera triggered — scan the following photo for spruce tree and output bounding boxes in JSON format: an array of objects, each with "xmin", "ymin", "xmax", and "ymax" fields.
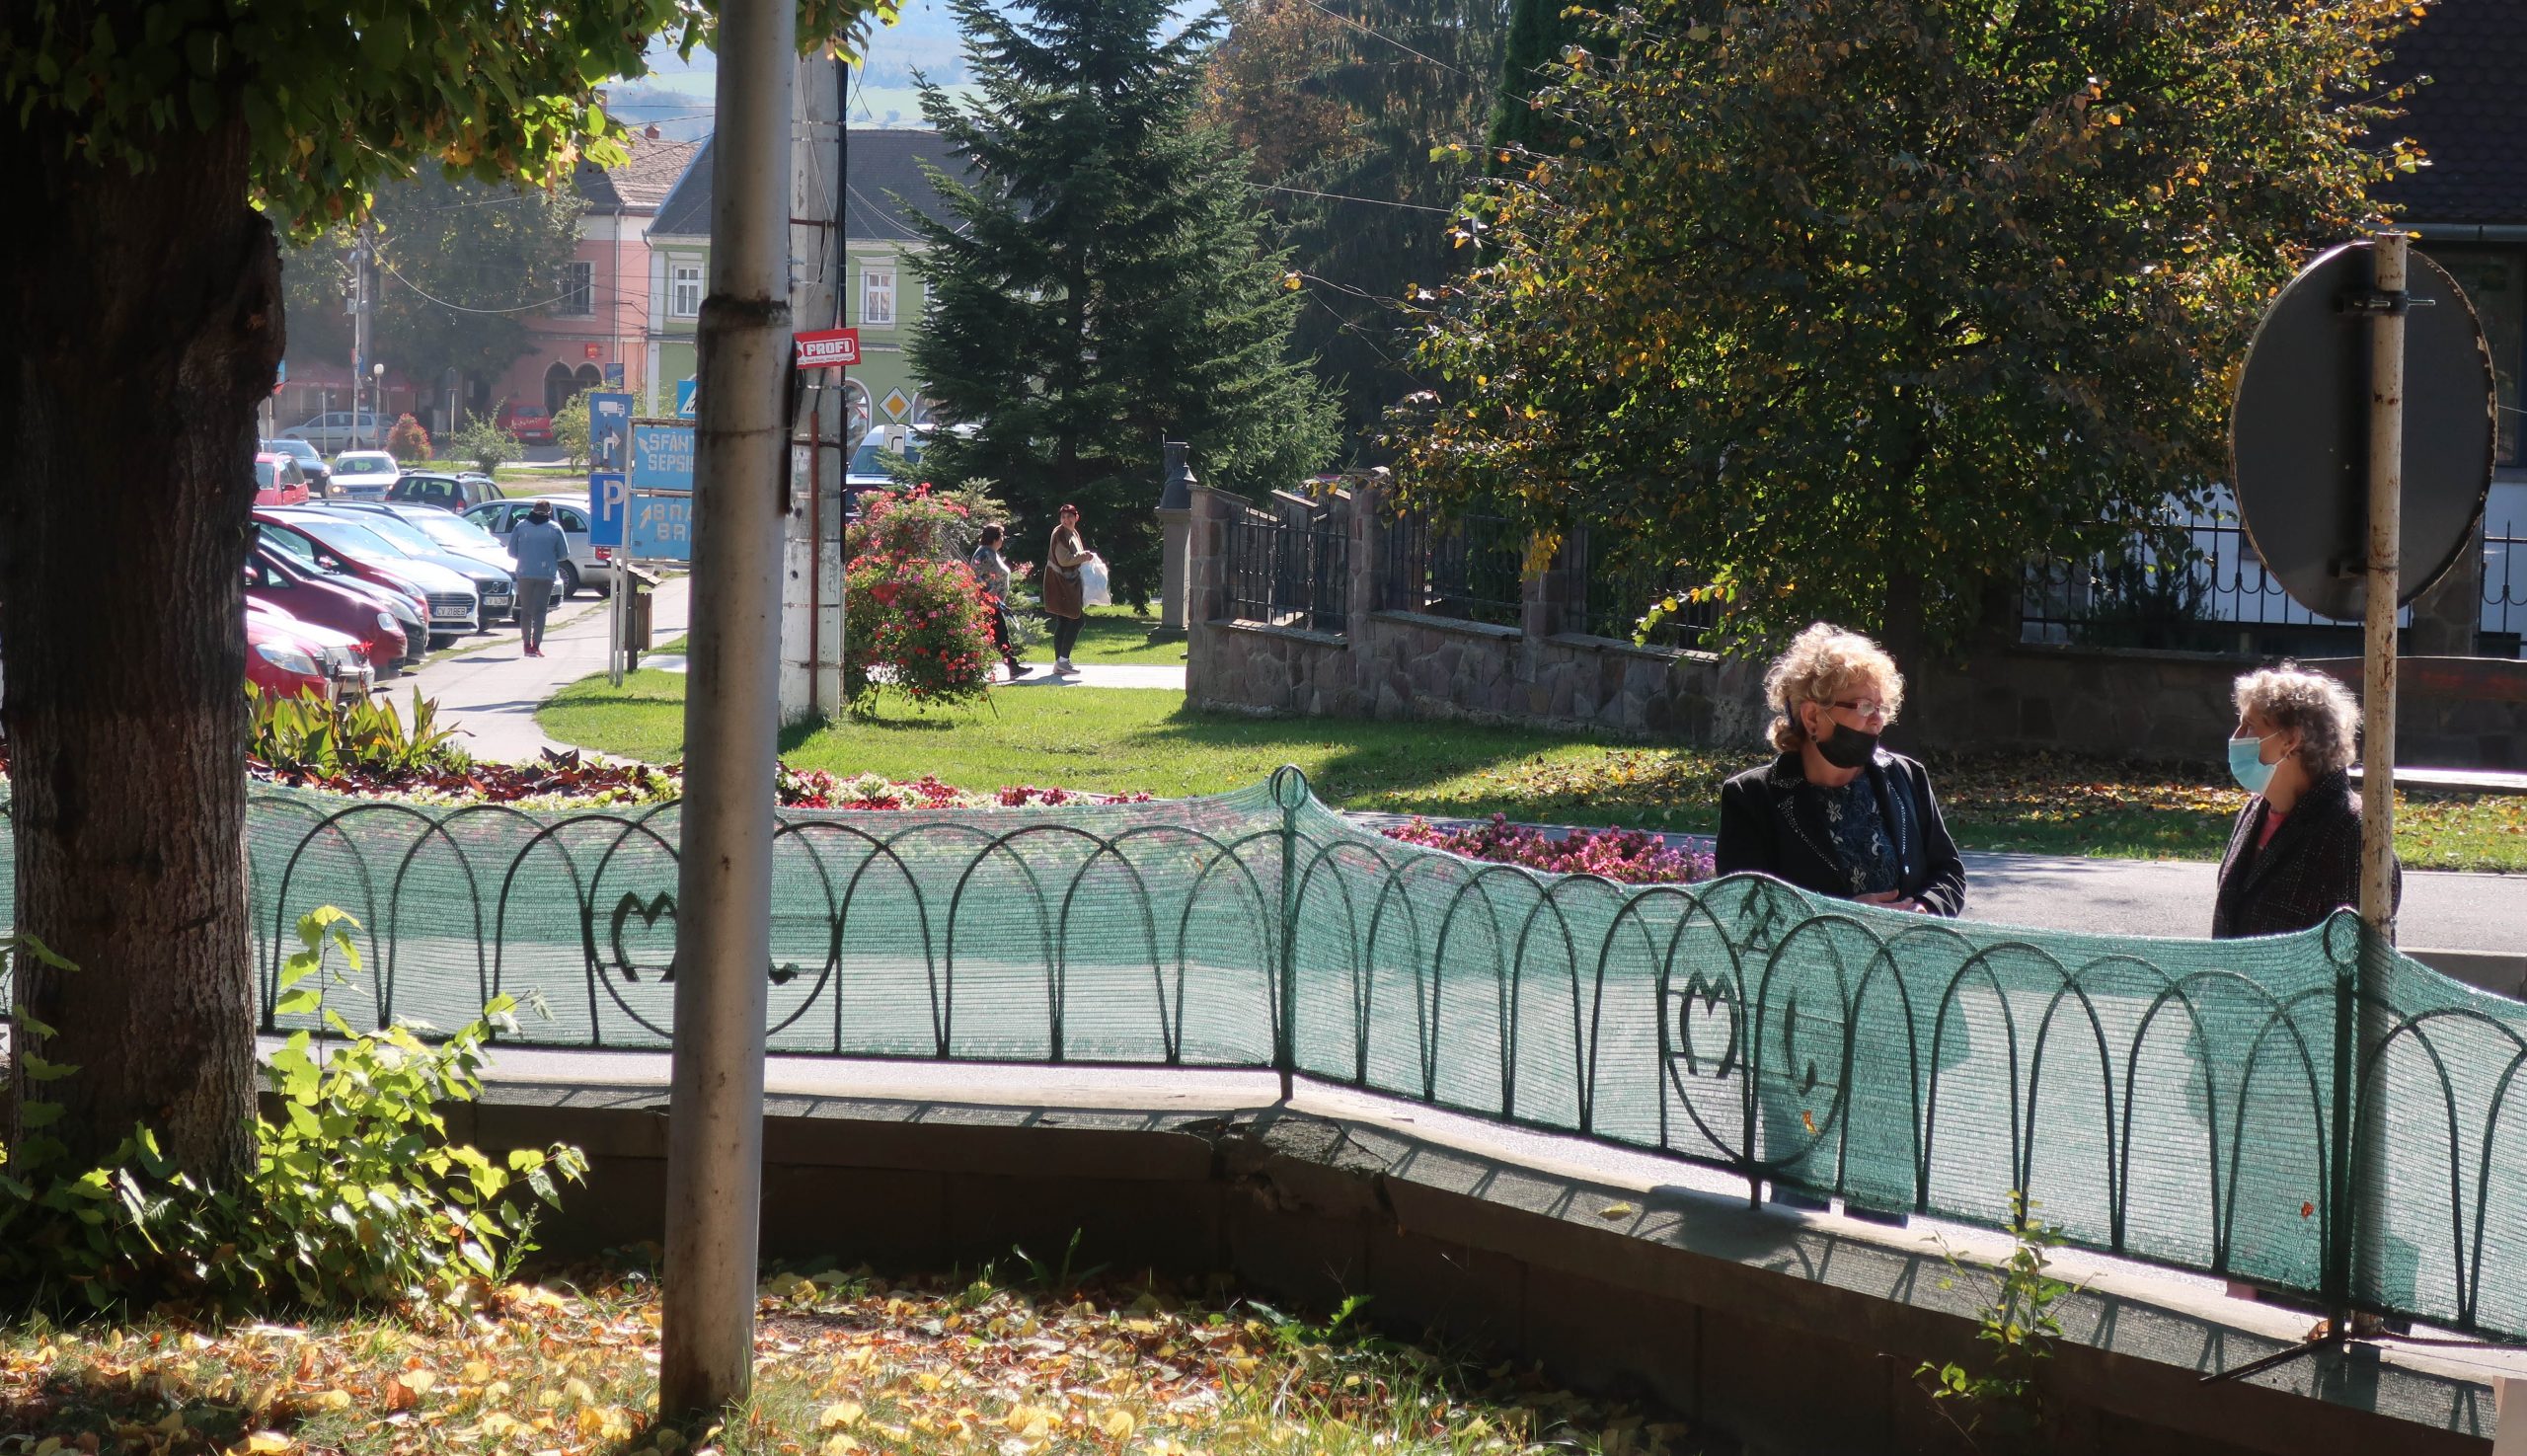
[
  {"xmin": 1206, "ymin": 0, "xmax": 1509, "ymax": 455},
  {"xmin": 909, "ymin": 0, "xmax": 1339, "ymax": 598},
  {"xmin": 1486, "ymin": 0, "xmax": 1578, "ymax": 159}
]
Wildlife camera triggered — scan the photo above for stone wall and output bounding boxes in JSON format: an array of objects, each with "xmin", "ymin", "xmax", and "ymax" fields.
[
  {"xmin": 1187, "ymin": 483, "xmax": 1771, "ymax": 744},
  {"xmin": 1185, "ymin": 483, "xmax": 2527, "ymax": 768}
]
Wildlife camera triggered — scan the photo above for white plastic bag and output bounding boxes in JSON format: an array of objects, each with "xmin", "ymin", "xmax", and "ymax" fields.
[{"xmin": 1079, "ymin": 557, "xmax": 1112, "ymax": 607}]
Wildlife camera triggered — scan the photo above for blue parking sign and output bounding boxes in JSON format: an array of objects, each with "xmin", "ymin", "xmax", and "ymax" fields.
[{"xmin": 587, "ymin": 472, "xmax": 626, "ymax": 549}]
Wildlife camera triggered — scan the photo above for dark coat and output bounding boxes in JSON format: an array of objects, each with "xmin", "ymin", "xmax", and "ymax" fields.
[
  {"xmin": 2212, "ymin": 768, "xmax": 2399, "ymax": 939},
  {"xmin": 1716, "ymin": 750, "xmax": 1968, "ymax": 917}
]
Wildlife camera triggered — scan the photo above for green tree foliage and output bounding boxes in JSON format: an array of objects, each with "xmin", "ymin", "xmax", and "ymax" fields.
[
  {"xmin": 908, "ymin": 0, "xmax": 1340, "ymax": 599},
  {"xmin": 1487, "ymin": 0, "xmax": 1579, "ymax": 159},
  {"xmin": 282, "ymin": 173, "xmax": 588, "ymax": 402},
  {"xmin": 1393, "ymin": 0, "xmax": 2419, "ymax": 655},
  {"xmin": 1203, "ymin": 0, "xmax": 1509, "ymax": 454},
  {"xmin": 553, "ymin": 388, "xmax": 595, "ymax": 471}
]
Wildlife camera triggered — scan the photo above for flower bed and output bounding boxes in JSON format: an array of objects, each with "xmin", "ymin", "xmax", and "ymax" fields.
[{"xmin": 1381, "ymin": 813, "xmax": 1713, "ymax": 883}]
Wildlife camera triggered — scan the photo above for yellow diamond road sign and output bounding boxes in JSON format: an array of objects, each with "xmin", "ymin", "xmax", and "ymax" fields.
[{"xmin": 880, "ymin": 389, "xmax": 912, "ymax": 421}]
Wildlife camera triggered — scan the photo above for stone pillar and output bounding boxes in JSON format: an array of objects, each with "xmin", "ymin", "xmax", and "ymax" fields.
[
  {"xmin": 1151, "ymin": 441, "xmax": 1194, "ymax": 642},
  {"xmin": 1187, "ymin": 485, "xmax": 1231, "ymax": 628},
  {"xmin": 2409, "ymin": 517, "xmax": 2486, "ymax": 657},
  {"xmin": 1347, "ymin": 476, "xmax": 1385, "ymax": 715}
]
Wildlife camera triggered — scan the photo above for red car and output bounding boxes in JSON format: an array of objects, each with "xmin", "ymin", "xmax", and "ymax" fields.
[
  {"xmin": 246, "ymin": 550, "xmax": 409, "ymax": 678},
  {"xmin": 246, "ymin": 602, "xmax": 373, "ymax": 703},
  {"xmin": 501, "ymin": 404, "xmax": 555, "ymax": 444},
  {"xmin": 254, "ymin": 452, "xmax": 313, "ymax": 505}
]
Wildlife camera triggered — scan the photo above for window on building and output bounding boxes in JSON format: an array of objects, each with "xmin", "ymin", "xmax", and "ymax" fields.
[
  {"xmin": 862, "ymin": 266, "xmax": 896, "ymax": 328},
  {"xmin": 670, "ymin": 263, "xmax": 704, "ymax": 318},
  {"xmin": 556, "ymin": 262, "xmax": 594, "ymax": 317}
]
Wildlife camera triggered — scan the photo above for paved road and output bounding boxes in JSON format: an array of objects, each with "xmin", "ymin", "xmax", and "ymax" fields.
[{"xmin": 396, "ymin": 575, "xmax": 689, "ymax": 762}]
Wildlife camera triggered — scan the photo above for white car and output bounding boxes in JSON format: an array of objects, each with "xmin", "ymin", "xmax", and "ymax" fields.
[
  {"xmin": 331, "ymin": 449, "xmax": 403, "ymax": 498},
  {"xmin": 280, "ymin": 410, "xmax": 386, "ymax": 452},
  {"xmin": 466, "ymin": 496, "xmax": 609, "ymax": 598}
]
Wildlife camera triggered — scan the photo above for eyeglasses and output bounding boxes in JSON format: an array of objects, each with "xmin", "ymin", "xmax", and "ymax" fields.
[{"xmin": 1829, "ymin": 699, "xmax": 1890, "ymax": 724}]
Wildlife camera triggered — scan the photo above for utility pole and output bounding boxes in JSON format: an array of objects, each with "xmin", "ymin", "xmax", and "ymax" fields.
[
  {"xmin": 657, "ymin": 0, "xmax": 794, "ymax": 1418},
  {"xmin": 781, "ymin": 52, "xmax": 848, "ymax": 724},
  {"xmin": 349, "ymin": 227, "xmax": 368, "ymax": 444}
]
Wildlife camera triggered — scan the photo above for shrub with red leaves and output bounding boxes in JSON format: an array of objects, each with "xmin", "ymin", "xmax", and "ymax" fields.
[{"xmin": 1381, "ymin": 813, "xmax": 1712, "ymax": 883}]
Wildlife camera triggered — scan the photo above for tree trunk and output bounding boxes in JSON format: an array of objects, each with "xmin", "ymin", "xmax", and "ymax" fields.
[{"xmin": 0, "ymin": 111, "xmax": 281, "ymax": 1184}]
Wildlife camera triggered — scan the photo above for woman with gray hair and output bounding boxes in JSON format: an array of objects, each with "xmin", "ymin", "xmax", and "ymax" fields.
[{"xmin": 2213, "ymin": 663, "xmax": 2399, "ymax": 938}]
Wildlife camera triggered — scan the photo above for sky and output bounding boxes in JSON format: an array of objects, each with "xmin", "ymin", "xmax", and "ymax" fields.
[{"xmin": 620, "ymin": 0, "xmax": 974, "ymax": 128}]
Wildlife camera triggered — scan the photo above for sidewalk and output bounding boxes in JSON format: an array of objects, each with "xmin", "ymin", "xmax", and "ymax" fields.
[{"xmin": 395, "ymin": 575, "xmax": 690, "ymax": 762}]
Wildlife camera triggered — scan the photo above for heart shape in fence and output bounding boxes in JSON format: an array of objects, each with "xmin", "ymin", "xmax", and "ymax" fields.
[{"xmin": 610, "ymin": 891, "xmax": 678, "ymax": 982}]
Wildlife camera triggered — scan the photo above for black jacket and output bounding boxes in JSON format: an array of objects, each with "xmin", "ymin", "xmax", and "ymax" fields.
[
  {"xmin": 1716, "ymin": 750, "xmax": 1968, "ymax": 917},
  {"xmin": 2212, "ymin": 768, "xmax": 2398, "ymax": 939}
]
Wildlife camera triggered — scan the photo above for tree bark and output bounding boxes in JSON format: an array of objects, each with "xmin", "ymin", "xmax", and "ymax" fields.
[{"xmin": 0, "ymin": 109, "xmax": 281, "ymax": 1184}]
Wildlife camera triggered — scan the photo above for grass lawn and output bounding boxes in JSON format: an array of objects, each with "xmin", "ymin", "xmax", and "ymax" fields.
[
  {"xmin": 1050, "ymin": 605, "xmax": 1191, "ymax": 667},
  {"xmin": 536, "ymin": 679, "xmax": 2527, "ymax": 871},
  {"xmin": 0, "ymin": 1269, "xmax": 1680, "ymax": 1455}
]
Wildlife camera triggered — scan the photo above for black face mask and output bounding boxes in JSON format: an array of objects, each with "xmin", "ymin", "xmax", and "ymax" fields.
[{"xmin": 1813, "ymin": 721, "xmax": 1879, "ymax": 770}]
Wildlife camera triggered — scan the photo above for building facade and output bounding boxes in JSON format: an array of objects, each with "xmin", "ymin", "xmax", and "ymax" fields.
[
  {"xmin": 485, "ymin": 129, "xmax": 700, "ymax": 423},
  {"xmin": 645, "ymin": 127, "xmax": 974, "ymax": 432}
]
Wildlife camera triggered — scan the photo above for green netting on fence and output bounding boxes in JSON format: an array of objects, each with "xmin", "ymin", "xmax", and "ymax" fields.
[{"xmin": 1, "ymin": 771, "xmax": 2522, "ymax": 1341}]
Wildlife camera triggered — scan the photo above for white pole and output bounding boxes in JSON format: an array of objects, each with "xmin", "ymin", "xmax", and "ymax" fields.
[
  {"xmin": 2361, "ymin": 235, "xmax": 2405, "ymax": 936},
  {"xmin": 657, "ymin": 0, "xmax": 794, "ymax": 1416}
]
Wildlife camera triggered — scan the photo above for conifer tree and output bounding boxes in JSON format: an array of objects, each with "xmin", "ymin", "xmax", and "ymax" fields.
[{"xmin": 909, "ymin": 0, "xmax": 1339, "ymax": 596}]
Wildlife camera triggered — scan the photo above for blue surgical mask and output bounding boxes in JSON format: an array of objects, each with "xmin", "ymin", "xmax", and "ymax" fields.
[{"xmin": 2228, "ymin": 731, "xmax": 2280, "ymax": 796}]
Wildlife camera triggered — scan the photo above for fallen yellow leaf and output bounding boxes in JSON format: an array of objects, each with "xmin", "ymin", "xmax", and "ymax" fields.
[
  {"xmin": 817, "ymin": 1400, "xmax": 866, "ymax": 1431},
  {"xmin": 1599, "ymin": 1201, "xmax": 1638, "ymax": 1219},
  {"xmin": 243, "ymin": 1433, "xmax": 293, "ymax": 1455}
]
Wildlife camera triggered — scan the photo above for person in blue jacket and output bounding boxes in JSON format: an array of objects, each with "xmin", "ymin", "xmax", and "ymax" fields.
[{"xmin": 507, "ymin": 500, "xmax": 571, "ymax": 658}]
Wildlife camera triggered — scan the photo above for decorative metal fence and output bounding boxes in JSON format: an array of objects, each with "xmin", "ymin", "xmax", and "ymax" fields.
[
  {"xmin": 2026, "ymin": 514, "xmax": 2527, "ymax": 657},
  {"xmin": 1574, "ymin": 533, "xmax": 1717, "ymax": 650},
  {"xmin": 1224, "ymin": 502, "xmax": 1348, "ymax": 634},
  {"xmin": 3, "ymin": 775, "xmax": 2524, "ymax": 1341},
  {"xmin": 1380, "ymin": 511, "xmax": 1524, "ymax": 627}
]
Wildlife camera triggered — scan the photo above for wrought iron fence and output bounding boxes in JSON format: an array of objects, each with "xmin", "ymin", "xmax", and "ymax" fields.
[
  {"xmin": 1224, "ymin": 503, "xmax": 1348, "ymax": 634},
  {"xmin": 2027, "ymin": 514, "xmax": 2527, "ymax": 657},
  {"xmin": 3, "ymin": 775, "xmax": 2524, "ymax": 1341},
  {"xmin": 1380, "ymin": 511, "xmax": 1524, "ymax": 627},
  {"xmin": 1575, "ymin": 535, "xmax": 1717, "ymax": 650}
]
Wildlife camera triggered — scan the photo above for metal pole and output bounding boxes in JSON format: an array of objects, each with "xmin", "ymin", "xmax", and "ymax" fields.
[
  {"xmin": 2347, "ymin": 231, "xmax": 2407, "ymax": 1334},
  {"xmin": 2360, "ymin": 233, "xmax": 2404, "ymax": 937},
  {"xmin": 657, "ymin": 0, "xmax": 795, "ymax": 1416}
]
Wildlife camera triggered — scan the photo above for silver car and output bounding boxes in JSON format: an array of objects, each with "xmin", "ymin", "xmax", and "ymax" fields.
[{"xmin": 466, "ymin": 496, "xmax": 609, "ymax": 598}]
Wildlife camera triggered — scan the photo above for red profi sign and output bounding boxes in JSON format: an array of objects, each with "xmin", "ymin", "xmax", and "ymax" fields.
[{"xmin": 794, "ymin": 328, "xmax": 861, "ymax": 369}]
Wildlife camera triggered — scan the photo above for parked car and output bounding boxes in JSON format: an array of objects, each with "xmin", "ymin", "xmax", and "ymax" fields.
[
  {"xmin": 254, "ymin": 508, "xmax": 481, "ymax": 646},
  {"xmin": 288, "ymin": 504, "xmax": 518, "ymax": 626},
  {"xmin": 330, "ymin": 449, "xmax": 402, "ymax": 498},
  {"xmin": 466, "ymin": 496, "xmax": 607, "ymax": 597},
  {"xmin": 246, "ymin": 602, "xmax": 374, "ymax": 703},
  {"xmin": 279, "ymin": 411, "xmax": 385, "ymax": 452},
  {"xmin": 326, "ymin": 501, "xmax": 559, "ymax": 604},
  {"xmin": 388, "ymin": 471, "xmax": 503, "ymax": 513},
  {"xmin": 501, "ymin": 404, "xmax": 554, "ymax": 444},
  {"xmin": 253, "ymin": 452, "xmax": 312, "ymax": 506},
  {"xmin": 261, "ymin": 438, "xmax": 332, "ymax": 496},
  {"xmin": 245, "ymin": 549, "xmax": 410, "ymax": 678},
  {"xmin": 266, "ymin": 546, "xmax": 430, "ymax": 671}
]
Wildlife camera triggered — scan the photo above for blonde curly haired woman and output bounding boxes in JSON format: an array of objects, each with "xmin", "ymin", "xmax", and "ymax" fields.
[
  {"xmin": 2214, "ymin": 664, "xmax": 2398, "ymax": 938},
  {"xmin": 1716, "ymin": 622, "xmax": 1966, "ymax": 916}
]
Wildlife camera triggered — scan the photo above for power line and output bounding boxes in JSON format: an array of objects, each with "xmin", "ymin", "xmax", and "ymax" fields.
[
  {"xmin": 378, "ymin": 259, "xmax": 585, "ymax": 314},
  {"xmin": 1291, "ymin": 0, "xmax": 1468, "ymax": 79},
  {"xmin": 1252, "ymin": 182, "xmax": 1456, "ymax": 214}
]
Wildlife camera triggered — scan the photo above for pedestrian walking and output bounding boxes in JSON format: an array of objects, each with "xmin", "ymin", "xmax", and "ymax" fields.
[
  {"xmin": 507, "ymin": 499, "xmax": 570, "ymax": 658},
  {"xmin": 1716, "ymin": 621, "xmax": 1966, "ymax": 915},
  {"xmin": 1041, "ymin": 503, "xmax": 1098, "ymax": 675},
  {"xmin": 2212, "ymin": 664, "xmax": 2399, "ymax": 938},
  {"xmin": 970, "ymin": 523, "xmax": 1028, "ymax": 679}
]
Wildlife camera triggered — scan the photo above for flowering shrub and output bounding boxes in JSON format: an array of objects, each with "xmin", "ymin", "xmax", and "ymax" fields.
[
  {"xmin": 386, "ymin": 413, "xmax": 431, "ymax": 461},
  {"xmin": 1382, "ymin": 813, "xmax": 1713, "ymax": 883},
  {"xmin": 772, "ymin": 765, "xmax": 1152, "ymax": 811},
  {"xmin": 844, "ymin": 486, "xmax": 1002, "ymax": 711}
]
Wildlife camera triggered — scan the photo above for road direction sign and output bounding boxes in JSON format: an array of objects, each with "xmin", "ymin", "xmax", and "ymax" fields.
[
  {"xmin": 629, "ymin": 491, "xmax": 693, "ymax": 562},
  {"xmin": 632, "ymin": 421, "xmax": 697, "ymax": 493},
  {"xmin": 794, "ymin": 328, "xmax": 861, "ymax": 369},
  {"xmin": 2231, "ymin": 240, "xmax": 2495, "ymax": 620}
]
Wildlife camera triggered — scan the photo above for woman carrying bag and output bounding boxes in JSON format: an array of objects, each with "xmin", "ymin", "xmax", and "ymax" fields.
[{"xmin": 1042, "ymin": 502, "xmax": 1100, "ymax": 675}]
